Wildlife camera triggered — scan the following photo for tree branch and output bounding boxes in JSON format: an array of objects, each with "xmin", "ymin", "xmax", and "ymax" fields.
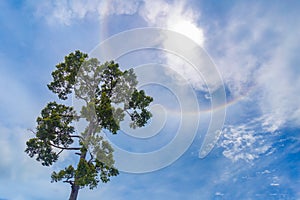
[
  {"xmin": 70, "ymin": 135, "xmax": 84, "ymax": 140},
  {"xmin": 49, "ymin": 142, "xmax": 81, "ymax": 150},
  {"xmin": 125, "ymin": 109, "xmax": 133, "ymax": 117},
  {"xmin": 57, "ymin": 149, "xmax": 64, "ymax": 156},
  {"xmin": 88, "ymin": 150, "xmax": 94, "ymax": 164},
  {"xmin": 63, "ymin": 180, "xmax": 74, "ymax": 186},
  {"xmin": 28, "ymin": 128, "xmax": 36, "ymax": 135}
]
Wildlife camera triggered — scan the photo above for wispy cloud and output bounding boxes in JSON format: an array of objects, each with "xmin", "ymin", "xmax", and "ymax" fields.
[
  {"xmin": 207, "ymin": 2, "xmax": 300, "ymax": 128},
  {"xmin": 30, "ymin": 1, "xmax": 300, "ymax": 129},
  {"xmin": 138, "ymin": 0, "xmax": 211, "ymax": 91},
  {"xmin": 0, "ymin": 122, "xmax": 71, "ymax": 199},
  {"xmin": 11, "ymin": 2, "xmax": 299, "ymax": 199},
  {"xmin": 0, "ymin": 67, "xmax": 40, "ymax": 127},
  {"xmin": 219, "ymin": 114, "xmax": 280, "ymax": 163},
  {"xmin": 31, "ymin": 0, "xmax": 141, "ymax": 25},
  {"xmin": 32, "ymin": 0, "xmax": 204, "ymax": 45},
  {"xmin": 139, "ymin": 0, "xmax": 204, "ymax": 46}
]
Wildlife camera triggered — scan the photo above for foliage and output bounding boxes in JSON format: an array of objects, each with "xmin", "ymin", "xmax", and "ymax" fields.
[{"xmin": 25, "ymin": 50, "xmax": 153, "ymax": 197}]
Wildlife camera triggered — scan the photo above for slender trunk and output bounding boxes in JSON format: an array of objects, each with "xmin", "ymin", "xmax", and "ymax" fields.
[
  {"xmin": 68, "ymin": 121, "xmax": 95, "ymax": 200},
  {"xmin": 69, "ymin": 184, "xmax": 80, "ymax": 200},
  {"xmin": 68, "ymin": 150, "xmax": 87, "ymax": 200}
]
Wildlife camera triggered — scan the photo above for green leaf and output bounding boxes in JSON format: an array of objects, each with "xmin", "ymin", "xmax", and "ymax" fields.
[
  {"xmin": 25, "ymin": 102, "xmax": 78, "ymax": 166},
  {"xmin": 26, "ymin": 51, "xmax": 153, "ymax": 193},
  {"xmin": 48, "ymin": 50, "xmax": 88, "ymax": 100}
]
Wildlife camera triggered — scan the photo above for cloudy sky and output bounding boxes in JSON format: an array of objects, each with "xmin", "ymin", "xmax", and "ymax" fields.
[{"xmin": 0, "ymin": 0, "xmax": 299, "ymax": 199}]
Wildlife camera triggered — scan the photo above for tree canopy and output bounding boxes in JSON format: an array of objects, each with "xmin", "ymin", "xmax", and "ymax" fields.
[{"xmin": 25, "ymin": 50, "xmax": 153, "ymax": 200}]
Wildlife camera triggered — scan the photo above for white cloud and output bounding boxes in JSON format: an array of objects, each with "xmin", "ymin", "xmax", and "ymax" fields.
[
  {"xmin": 219, "ymin": 114, "xmax": 280, "ymax": 163},
  {"xmin": 139, "ymin": 0, "xmax": 204, "ymax": 46},
  {"xmin": 0, "ymin": 124, "xmax": 45, "ymax": 179},
  {"xmin": 32, "ymin": 0, "xmax": 208, "ymax": 90},
  {"xmin": 36, "ymin": 0, "xmax": 205, "ymax": 47},
  {"xmin": 207, "ymin": 2, "xmax": 300, "ymax": 128},
  {"xmin": 31, "ymin": 1, "xmax": 300, "ymax": 128},
  {"xmin": 138, "ymin": 0, "xmax": 212, "ymax": 92},
  {"xmin": 0, "ymin": 68, "xmax": 40, "ymax": 127},
  {"xmin": 30, "ymin": 1, "xmax": 300, "ymax": 162},
  {"xmin": 208, "ymin": 7, "xmax": 271, "ymax": 97},
  {"xmin": 0, "ymin": 122, "xmax": 78, "ymax": 199},
  {"xmin": 33, "ymin": 0, "xmax": 141, "ymax": 25},
  {"xmin": 257, "ymin": 36, "xmax": 300, "ymax": 126}
]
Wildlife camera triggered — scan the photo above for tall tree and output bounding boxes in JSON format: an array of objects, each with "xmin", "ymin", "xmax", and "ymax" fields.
[{"xmin": 25, "ymin": 51, "xmax": 153, "ymax": 200}]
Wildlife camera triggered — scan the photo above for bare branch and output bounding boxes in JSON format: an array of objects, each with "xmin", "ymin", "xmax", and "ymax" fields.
[
  {"xmin": 88, "ymin": 150, "xmax": 94, "ymax": 164},
  {"xmin": 125, "ymin": 109, "xmax": 132, "ymax": 117},
  {"xmin": 63, "ymin": 180, "xmax": 74, "ymax": 186},
  {"xmin": 27, "ymin": 129, "xmax": 36, "ymax": 135},
  {"xmin": 57, "ymin": 149, "xmax": 64, "ymax": 156},
  {"xmin": 70, "ymin": 135, "xmax": 84, "ymax": 140},
  {"xmin": 49, "ymin": 142, "xmax": 81, "ymax": 150}
]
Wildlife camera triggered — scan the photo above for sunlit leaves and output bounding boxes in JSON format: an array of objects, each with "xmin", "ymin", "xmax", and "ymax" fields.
[
  {"xmin": 100, "ymin": 61, "xmax": 123, "ymax": 96},
  {"xmin": 36, "ymin": 102, "xmax": 77, "ymax": 145},
  {"xmin": 25, "ymin": 102, "xmax": 78, "ymax": 166},
  {"xmin": 128, "ymin": 89, "xmax": 153, "ymax": 128},
  {"xmin": 25, "ymin": 138, "xmax": 58, "ymax": 166},
  {"xmin": 51, "ymin": 158, "xmax": 119, "ymax": 190},
  {"xmin": 48, "ymin": 51, "xmax": 88, "ymax": 100},
  {"xmin": 51, "ymin": 165, "xmax": 75, "ymax": 183},
  {"xmin": 25, "ymin": 50, "xmax": 153, "ymax": 193},
  {"xmin": 75, "ymin": 58, "xmax": 103, "ymax": 102},
  {"xmin": 95, "ymin": 92, "xmax": 120, "ymax": 134},
  {"xmin": 75, "ymin": 158, "xmax": 98, "ymax": 189}
]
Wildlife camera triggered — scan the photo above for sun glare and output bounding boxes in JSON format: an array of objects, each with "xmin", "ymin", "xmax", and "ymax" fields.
[{"xmin": 170, "ymin": 20, "xmax": 205, "ymax": 46}]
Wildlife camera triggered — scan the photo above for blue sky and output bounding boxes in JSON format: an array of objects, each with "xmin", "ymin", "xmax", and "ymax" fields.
[{"xmin": 0, "ymin": 0, "xmax": 300, "ymax": 199}]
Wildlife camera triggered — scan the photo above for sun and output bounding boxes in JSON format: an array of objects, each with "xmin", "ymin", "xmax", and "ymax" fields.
[{"xmin": 170, "ymin": 19, "xmax": 205, "ymax": 46}]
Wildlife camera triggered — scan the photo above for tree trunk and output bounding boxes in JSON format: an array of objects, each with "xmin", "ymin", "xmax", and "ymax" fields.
[
  {"xmin": 69, "ymin": 150, "xmax": 87, "ymax": 200},
  {"xmin": 68, "ymin": 121, "xmax": 95, "ymax": 200},
  {"xmin": 69, "ymin": 184, "xmax": 80, "ymax": 200}
]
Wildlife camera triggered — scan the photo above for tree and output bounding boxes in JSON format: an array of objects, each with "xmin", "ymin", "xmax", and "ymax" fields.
[{"xmin": 25, "ymin": 51, "xmax": 153, "ymax": 200}]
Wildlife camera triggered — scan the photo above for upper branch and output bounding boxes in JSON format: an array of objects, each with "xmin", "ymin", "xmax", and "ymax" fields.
[{"xmin": 49, "ymin": 142, "xmax": 81, "ymax": 151}]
